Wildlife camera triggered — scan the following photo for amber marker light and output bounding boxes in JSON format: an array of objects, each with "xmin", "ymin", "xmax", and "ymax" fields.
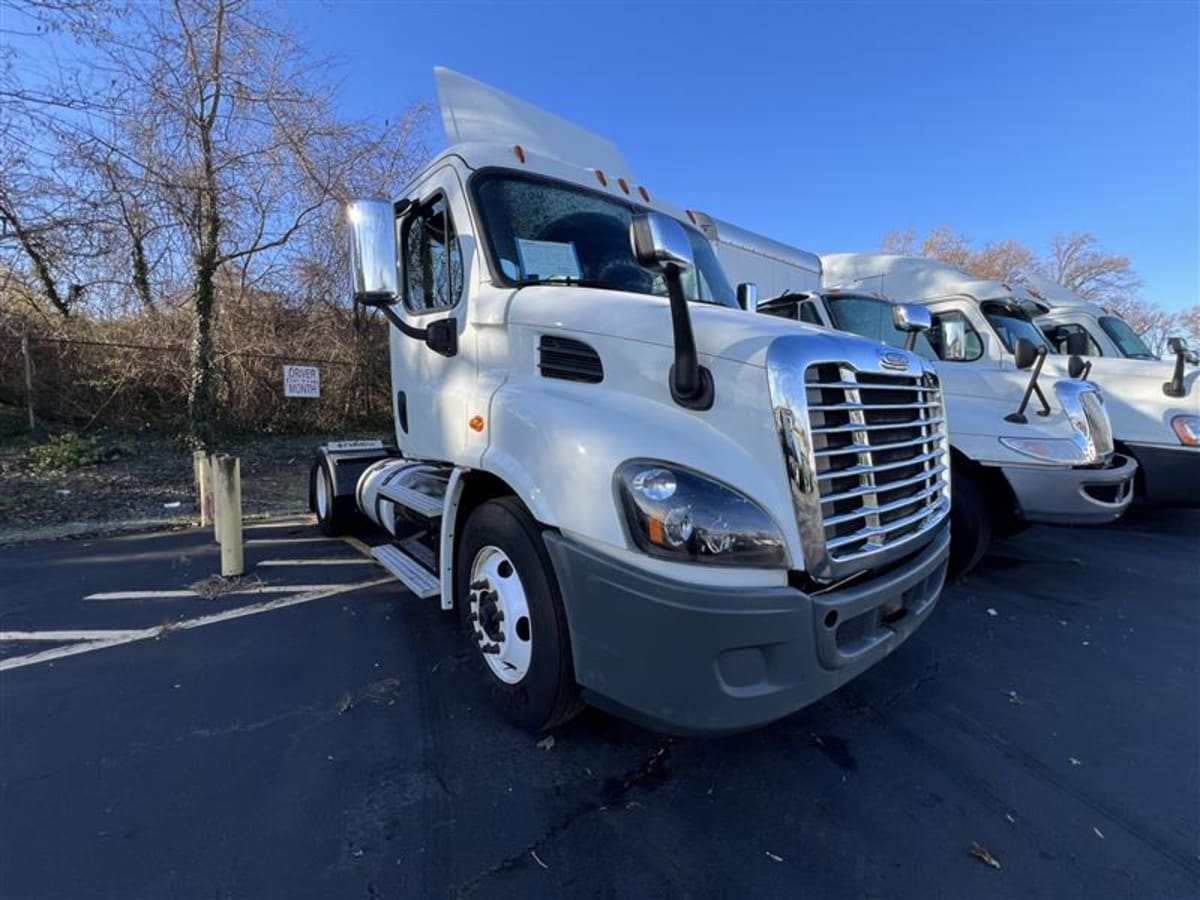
[{"xmin": 469, "ymin": 415, "xmax": 485, "ymax": 432}]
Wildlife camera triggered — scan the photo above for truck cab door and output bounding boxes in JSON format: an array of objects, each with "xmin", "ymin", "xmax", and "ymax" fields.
[{"xmin": 391, "ymin": 168, "xmax": 474, "ymax": 461}]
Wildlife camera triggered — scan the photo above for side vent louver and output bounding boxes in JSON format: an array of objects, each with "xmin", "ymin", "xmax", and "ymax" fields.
[{"xmin": 538, "ymin": 335, "xmax": 603, "ymax": 383}]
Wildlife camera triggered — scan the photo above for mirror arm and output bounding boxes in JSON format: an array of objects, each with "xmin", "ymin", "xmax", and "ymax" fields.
[
  {"xmin": 1163, "ymin": 349, "xmax": 1187, "ymax": 398},
  {"xmin": 903, "ymin": 332, "xmax": 918, "ymax": 351},
  {"xmin": 376, "ymin": 303, "xmax": 457, "ymax": 358},
  {"xmin": 665, "ymin": 264, "xmax": 714, "ymax": 411},
  {"xmin": 1005, "ymin": 348, "xmax": 1050, "ymax": 424}
]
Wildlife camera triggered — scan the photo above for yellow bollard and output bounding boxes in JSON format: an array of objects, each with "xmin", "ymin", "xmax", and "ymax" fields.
[
  {"xmin": 214, "ymin": 455, "xmax": 244, "ymax": 577},
  {"xmin": 193, "ymin": 450, "xmax": 213, "ymax": 527}
]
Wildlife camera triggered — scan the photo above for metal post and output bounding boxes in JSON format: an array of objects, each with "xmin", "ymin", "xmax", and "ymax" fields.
[
  {"xmin": 193, "ymin": 450, "xmax": 213, "ymax": 527},
  {"xmin": 20, "ymin": 330, "xmax": 35, "ymax": 434},
  {"xmin": 210, "ymin": 452, "xmax": 222, "ymax": 544},
  {"xmin": 214, "ymin": 455, "xmax": 243, "ymax": 577}
]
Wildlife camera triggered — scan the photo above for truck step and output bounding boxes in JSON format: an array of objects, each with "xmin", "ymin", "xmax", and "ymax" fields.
[
  {"xmin": 371, "ymin": 544, "xmax": 441, "ymax": 599},
  {"xmin": 399, "ymin": 535, "xmax": 437, "ymax": 571},
  {"xmin": 378, "ymin": 483, "xmax": 444, "ymax": 519}
]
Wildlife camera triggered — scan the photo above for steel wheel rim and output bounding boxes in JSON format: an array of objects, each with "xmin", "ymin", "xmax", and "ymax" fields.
[
  {"xmin": 316, "ymin": 469, "xmax": 330, "ymax": 519},
  {"xmin": 468, "ymin": 545, "xmax": 532, "ymax": 684}
]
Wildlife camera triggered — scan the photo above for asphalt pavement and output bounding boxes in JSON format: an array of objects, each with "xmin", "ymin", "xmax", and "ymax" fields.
[{"xmin": 0, "ymin": 509, "xmax": 1197, "ymax": 899}]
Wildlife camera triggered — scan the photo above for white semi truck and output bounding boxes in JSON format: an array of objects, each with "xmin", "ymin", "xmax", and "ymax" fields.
[
  {"xmin": 310, "ymin": 69, "xmax": 952, "ymax": 735},
  {"xmin": 689, "ymin": 214, "xmax": 1135, "ymax": 576},
  {"xmin": 1013, "ymin": 273, "xmax": 1200, "ymax": 506}
]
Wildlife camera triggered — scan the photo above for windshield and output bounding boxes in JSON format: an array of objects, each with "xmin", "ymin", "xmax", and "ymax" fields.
[
  {"xmin": 471, "ymin": 171, "xmax": 736, "ymax": 307},
  {"xmin": 1099, "ymin": 315, "xmax": 1158, "ymax": 359},
  {"xmin": 982, "ymin": 302, "xmax": 1053, "ymax": 354},
  {"xmin": 823, "ymin": 294, "xmax": 983, "ymax": 362}
]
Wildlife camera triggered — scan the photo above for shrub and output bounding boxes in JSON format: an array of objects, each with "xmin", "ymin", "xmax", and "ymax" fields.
[{"xmin": 28, "ymin": 432, "xmax": 107, "ymax": 473}]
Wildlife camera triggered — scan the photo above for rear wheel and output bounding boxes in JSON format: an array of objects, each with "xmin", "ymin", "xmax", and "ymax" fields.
[
  {"xmin": 456, "ymin": 497, "xmax": 582, "ymax": 731},
  {"xmin": 310, "ymin": 458, "xmax": 355, "ymax": 537},
  {"xmin": 948, "ymin": 465, "xmax": 992, "ymax": 578}
]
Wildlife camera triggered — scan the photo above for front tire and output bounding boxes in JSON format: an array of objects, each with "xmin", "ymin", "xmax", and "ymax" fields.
[
  {"xmin": 456, "ymin": 497, "xmax": 582, "ymax": 731},
  {"xmin": 948, "ymin": 465, "xmax": 992, "ymax": 578}
]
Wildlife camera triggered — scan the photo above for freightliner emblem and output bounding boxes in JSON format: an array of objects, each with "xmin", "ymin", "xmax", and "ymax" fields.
[{"xmin": 879, "ymin": 349, "xmax": 910, "ymax": 371}]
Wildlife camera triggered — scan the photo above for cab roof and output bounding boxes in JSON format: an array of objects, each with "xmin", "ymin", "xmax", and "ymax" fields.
[{"xmin": 820, "ymin": 253, "xmax": 1016, "ymax": 305}]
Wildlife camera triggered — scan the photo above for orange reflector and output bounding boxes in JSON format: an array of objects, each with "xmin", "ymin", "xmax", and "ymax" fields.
[
  {"xmin": 686, "ymin": 210, "xmax": 697, "ymax": 224},
  {"xmin": 617, "ymin": 177, "xmax": 630, "ymax": 194},
  {"xmin": 595, "ymin": 168, "xmax": 607, "ymax": 186},
  {"xmin": 513, "ymin": 145, "xmax": 526, "ymax": 163},
  {"xmin": 638, "ymin": 186, "xmax": 650, "ymax": 202},
  {"xmin": 647, "ymin": 516, "xmax": 665, "ymax": 546},
  {"xmin": 469, "ymin": 415, "xmax": 485, "ymax": 432}
]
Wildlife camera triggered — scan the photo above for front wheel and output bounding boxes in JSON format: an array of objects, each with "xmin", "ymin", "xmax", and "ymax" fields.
[
  {"xmin": 948, "ymin": 465, "xmax": 992, "ymax": 578},
  {"xmin": 456, "ymin": 497, "xmax": 582, "ymax": 731}
]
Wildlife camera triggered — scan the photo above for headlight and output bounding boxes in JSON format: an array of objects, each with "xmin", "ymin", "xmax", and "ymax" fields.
[
  {"xmin": 616, "ymin": 461, "xmax": 787, "ymax": 567},
  {"xmin": 999, "ymin": 436, "xmax": 1093, "ymax": 465},
  {"xmin": 1172, "ymin": 415, "xmax": 1200, "ymax": 446}
]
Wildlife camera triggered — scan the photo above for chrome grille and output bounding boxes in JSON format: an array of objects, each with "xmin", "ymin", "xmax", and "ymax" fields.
[{"xmin": 803, "ymin": 363, "xmax": 950, "ymax": 570}]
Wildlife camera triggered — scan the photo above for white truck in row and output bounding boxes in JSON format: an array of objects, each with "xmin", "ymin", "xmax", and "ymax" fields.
[
  {"xmin": 311, "ymin": 69, "xmax": 952, "ymax": 734},
  {"xmin": 690, "ymin": 215, "xmax": 1137, "ymax": 575},
  {"xmin": 1015, "ymin": 273, "xmax": 1200, "ymax": 506}
]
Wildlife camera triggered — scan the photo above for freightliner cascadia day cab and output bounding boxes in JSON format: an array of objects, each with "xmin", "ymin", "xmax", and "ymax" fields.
[
  {"xmin": 688, "ymin": 214, "xmax": 1135, "ymax": 577},
  {"xmin": 1013, "ymin": 274, "xmax": 1200, "ymax": 506},
  {"xmin": 311, "ymin": 69, "xmax": 952, "ymax": 735}
]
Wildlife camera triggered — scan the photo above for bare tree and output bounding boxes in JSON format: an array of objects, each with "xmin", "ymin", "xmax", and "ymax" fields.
[
  {"xmin": 1044, "ymin": 232, "xmax": 1142, "ymax": 308},
  {"xmin": 880, "ymin": 225, "xmax": 1034, "ymax": 284}
]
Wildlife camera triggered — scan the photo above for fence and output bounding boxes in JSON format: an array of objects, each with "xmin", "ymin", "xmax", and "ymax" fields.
[{"xmin": 0, "ymin": 304, "xmax": 393, "ymax": 435}]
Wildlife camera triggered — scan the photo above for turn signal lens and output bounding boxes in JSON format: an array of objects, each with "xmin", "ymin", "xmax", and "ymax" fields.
[
  {"xmin": 513, "ymin": 144, "xmax": 526, "ymax": 163},
  {"xmin": 1171, "ymin": 414, "xmax": 1200, "ymax": 446},
  {"xmin": 469, "ymin": 415, "xmax": 485, "ymax": 432}
]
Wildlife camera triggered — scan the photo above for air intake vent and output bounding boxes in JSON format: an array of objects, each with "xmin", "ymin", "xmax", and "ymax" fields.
[{"xmin": 538, "ymin": 335, "xmax": 603, "ymax": 383}]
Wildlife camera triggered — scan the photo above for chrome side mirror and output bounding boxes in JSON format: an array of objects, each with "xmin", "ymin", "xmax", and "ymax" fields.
[
  {"xmin": 940, "ymin": 318, "xmax": 968, "ymax": 361},
  {"xmin": 892, "ymin": 303, "xmax": 932, "ymax": 334},
  {"xmin": 736, "ymin": 282, "xmax": 758, "ymax": 311},
  {"xmin": 629, "ymin": 212, "xmax": 694, "ymax": 273},
  {"xmin": 892, "ymin": 303, "xmax": 931, "ymax": 350},
  {"xmin": 347, "ymin": 198, "xmax": 398, "ymax": 306}
]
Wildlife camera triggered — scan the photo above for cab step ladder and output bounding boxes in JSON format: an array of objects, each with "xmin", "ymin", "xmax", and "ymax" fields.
[{"xmin": 371, "ymin": 544, "xmax": 440, "ymax": 599}]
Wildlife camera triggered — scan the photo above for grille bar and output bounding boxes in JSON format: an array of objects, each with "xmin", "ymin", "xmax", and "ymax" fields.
[{"xmin": 801, "ymin": 362, "xmax": 950, "ymax": 572}]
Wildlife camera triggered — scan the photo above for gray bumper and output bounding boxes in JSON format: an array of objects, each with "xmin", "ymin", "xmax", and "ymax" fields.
[
  {"xmin": 1001, "ymin": 453, "xmax": 1137, "ymax": 525},
  {"xmin": 1124, "ymin": 443, "xmax": 1200, "ymax": 508},
  {"xmin": 543, "ymin": 525, "xmax": 950, "ymax": 736}
]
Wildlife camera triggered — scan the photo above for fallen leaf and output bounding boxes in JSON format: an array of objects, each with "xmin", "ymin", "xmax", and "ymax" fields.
[
  {"xmin": 986, "ymin": 608, "xmax": 998, "ymax": 617},
  {"xmin": 337, "ymin": 692, "xmax": 353, "ymax": 714},
  {"xmin": 1005, "ymin": 813, "xmax": 1016, "ymax": 824},
  {"xmin": 1093, "ymin": 827, "xmax": 1104, "ymax": 839},
  {"xmin": 536, "ymin": 735, "xmax": 555, "ymax": 752},
  {"xmin": 531, "ymin": 849, "xmax": 549, "ymax": 869},
  {"xmin": 1008, "ymin": 691, "xmax": 1023, "ymax": 705},
  {"xmin": 1069, "ymin": 757, "xmax": 1082, "ymax": 766},
  {"xmin": 970, "ymin": 842, "xmax": 1001, "ymax": 870},
  {"xmin": 765, "ymin": 851, "xmax": 784, "ymax": 863}
]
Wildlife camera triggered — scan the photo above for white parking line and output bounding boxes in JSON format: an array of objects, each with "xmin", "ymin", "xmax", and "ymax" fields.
[
  {"xmin": 244, "ymin": 537, "xmax": 339, "ymax": 546},
  {"xmin": 0, "ymin": 629, "xmax": 148, "ymax": 642},
  {"xmin": 257, "ymin": 558, "xmax": 376, "ymax": 567},
  {"xmin": 0, "ymin": 577, "xmax": 396, "ymax": 673},
  {"xmin": 85, "ymin": 585, "xmax": 348, "ymax": 601}
]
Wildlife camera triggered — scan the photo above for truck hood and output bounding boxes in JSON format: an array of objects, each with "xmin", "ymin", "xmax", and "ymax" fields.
[{"xmin": 506, "ymin": 285, "xmax": 862, "ymax": 368}]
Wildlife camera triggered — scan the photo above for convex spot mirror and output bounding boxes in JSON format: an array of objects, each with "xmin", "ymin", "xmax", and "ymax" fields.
[
  {"xmin": 348, "ymin": 198, "xmax": 398, "ymax": 306},
  {"xmin": 737, "ymin": 282, "xmax": 758, "ymax": 311},
  {"xmin": 1065, "ymin": 331, "xmax": 1090, "ymax": 356},
  {"xmin": 940, "ymin": 318, "xmax": 968, "ymax": 361},
  {"xmin": 892, "ymin": 303, "xmax": 932, "ymax": 333},
  {"xmin": 1013, "ymin": 336, "xmax": 1039, "ymax": 370},
  {"xmin": 630, "ymin": 212, "xmax": 694, "ymax": 273}
]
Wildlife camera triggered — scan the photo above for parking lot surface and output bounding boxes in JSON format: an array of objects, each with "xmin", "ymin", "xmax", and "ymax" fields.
[{"xmin": 1, "ymin": 510, "xmax": 1197, "ymax": 899}]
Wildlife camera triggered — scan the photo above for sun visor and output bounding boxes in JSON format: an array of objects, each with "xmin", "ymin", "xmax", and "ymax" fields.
[{"xmin": 435, "ymin": 67, "xmax": 633, "ymax": 179}]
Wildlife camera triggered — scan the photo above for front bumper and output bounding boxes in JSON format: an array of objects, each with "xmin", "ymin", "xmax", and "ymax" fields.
[
  {"xmin": 1124, "ymin": 443, "xmax": 1200, "ymax": 508},
  {"xmin": 544, "ymin": 524, "xmax": 950, "ymax": 736},
  {"xmin": 1000, "ymin": 452, "xmax": 1137, "ymax": 525}
]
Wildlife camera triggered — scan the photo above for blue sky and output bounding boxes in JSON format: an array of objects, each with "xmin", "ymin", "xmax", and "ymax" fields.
[{"xmin": 282, "ymin": 1, "xmax": 1198, "ymax": 310}]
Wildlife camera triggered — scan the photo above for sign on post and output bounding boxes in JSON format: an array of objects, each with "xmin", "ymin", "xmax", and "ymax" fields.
[{"xmin": 283, "ymin": 365, "xmax": 320, "ymax": 398}]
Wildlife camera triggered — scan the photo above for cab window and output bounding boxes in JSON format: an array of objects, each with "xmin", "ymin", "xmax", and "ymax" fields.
[
  {"xmin": 826, "ymin": 295, "xmax": 983, "ymax": 363},
  {"xmin": 401, "ymin": 195, "xmax": 464, "ymax": 313},
  {"xmin": 1044, "ymin": 322, "xmax": 1103, "ymax": 356}
]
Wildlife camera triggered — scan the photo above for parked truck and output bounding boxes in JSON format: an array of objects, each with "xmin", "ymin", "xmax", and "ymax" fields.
[
  {"xmin": 689, "ymin": 214, "xmax": 1135, "ymax": 576},
  {"xmin": 310, "ymin": 69, "xmax": 952, "ymax": 735},
  {"xmin": 1013, "ymin": 273, "xmax": 1200, "ymax": 506}
]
